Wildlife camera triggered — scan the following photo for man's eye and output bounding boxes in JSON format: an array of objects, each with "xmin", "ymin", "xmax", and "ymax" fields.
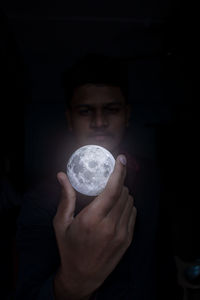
[
  {"xmin": 79, "ymin": 109, "xmax": 91, "ymax": 115},
  {"xmin": 78, "ymin": 107, "xmax": 121, "ymax": 115},
  {"xmin": 105, "ymin": 107, "xmax": 120, "ymax": 113}
]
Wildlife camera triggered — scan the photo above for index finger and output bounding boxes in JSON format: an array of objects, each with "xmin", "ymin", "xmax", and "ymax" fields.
[{"xmin": 89, "ymin": 155, "xmax": 127, "ymax": 219}]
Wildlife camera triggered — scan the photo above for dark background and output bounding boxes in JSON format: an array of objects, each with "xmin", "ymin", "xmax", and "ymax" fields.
[
  {"xmin": 0, "ymin": 0, "xmax": 196, "ymax": 298},
  {"xmin": 1, "ymin": 1, "xmax": 193, "ymax": 180},
  {"xmin": 1, "ymin": 1, "xmax": 191, "ymax": 182}
]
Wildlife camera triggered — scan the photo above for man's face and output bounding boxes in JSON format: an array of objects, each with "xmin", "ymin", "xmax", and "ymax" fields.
[{"xmin": 66, "ymin": 84, "xmax": 131, "ymax": 156}]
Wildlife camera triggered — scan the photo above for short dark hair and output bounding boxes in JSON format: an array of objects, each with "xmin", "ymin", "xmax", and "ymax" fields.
[{"xmin": 62, "ymin": 54, "xmax": 128, "ymax": 108}]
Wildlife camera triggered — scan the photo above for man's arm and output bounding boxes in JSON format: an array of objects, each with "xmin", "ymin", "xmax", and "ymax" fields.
[
  {"xmin": 53, "ymin": 155, "xmax": 137, "ymax": 299},
  {"xmin": 16, "ymin": 155, "xmax": 137, "ymax": 299}
]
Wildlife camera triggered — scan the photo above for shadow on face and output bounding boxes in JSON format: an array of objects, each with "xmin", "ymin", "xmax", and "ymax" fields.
[{"xmin": 66, "ymin": 84, "xmax": 131, "ymax": 157}]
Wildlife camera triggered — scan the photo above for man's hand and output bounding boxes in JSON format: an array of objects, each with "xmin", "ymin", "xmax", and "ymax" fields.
[{"xmin": 53, "ymin": 155, "xmax": 137, "ymax": 300}]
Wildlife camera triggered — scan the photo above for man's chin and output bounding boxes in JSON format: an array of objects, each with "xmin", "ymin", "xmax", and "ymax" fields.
[
  {"xmin": 76, "ymin": 137, "xmax": 118, "ymax": 155},
  {"xmin": 88, "ymin": 139, "xmax": 114, "ymax": 153}
]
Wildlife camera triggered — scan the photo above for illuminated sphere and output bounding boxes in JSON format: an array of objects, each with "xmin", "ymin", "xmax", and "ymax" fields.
[{"xmin": 67, "ymin": 145, "xmax": 115, "ymax": 196}]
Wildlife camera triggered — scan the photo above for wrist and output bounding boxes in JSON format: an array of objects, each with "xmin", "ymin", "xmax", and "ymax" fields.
[{"xmin": 54, "ymin": 268, "xmax": 93, "ymax": 300}]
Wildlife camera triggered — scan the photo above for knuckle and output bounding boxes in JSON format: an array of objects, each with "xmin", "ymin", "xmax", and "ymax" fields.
[
  {"xmin": 125, "ymin": 196, "xmax": 133, "ymax": 211},
  {"xmin": 124, "ymin": 186, "xmax": 129, "ymax": 198},
  {"xmin": 102, "ymin": 221, "xmax": 116, "ymax": 239},
  {"xmin": 127, "ymin": 228, "xmax": 134, "ymax": 245},
  {"xmin": 115, "ymin": 229, "xmax": 127, "ymax": 245},
  {"xmin": 118, "ymin": 186, "xmax": 128, "ymax": 200},
  {"xmin": 128, "ymin": 195, "xmax": 134, "ymax": 206},
  {"xmin": 124, "ymin": 186, "xmax": 129, "ymax": 194},
  {"xmin": 126, "ymin": 233, "xmax": 133, "ymax": 247},
  {"xmin": 129, "ymin": 194, "xmax": 133, "ymax": 200},
  {"xmin": 122, "ymin": 186, "xmax": 128, "ymax": 196},
  {"xmin": 79, "ymin": 215, "xmax": 91, "ymax": 229},
  {"xmin": 133, "ymin": 206, "xmax": 137, "ymax": 216}
]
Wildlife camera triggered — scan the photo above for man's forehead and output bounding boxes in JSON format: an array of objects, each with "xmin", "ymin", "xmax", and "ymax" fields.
[{"xmin": 71, "ymin": 84, "xmax": 125, "ymax": 107}]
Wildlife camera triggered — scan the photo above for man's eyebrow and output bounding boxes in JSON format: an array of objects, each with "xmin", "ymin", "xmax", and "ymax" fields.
[
  {"xmin": 104, "ymin": 102, "xmax": 123, "ymax": 106},
  {"xmin": 74, "ymin": 104, "xmax": 93, "ymax": 109},
  {"xmin": 74, "ymin": 102, "xmax": 124, "ymax": 109}
]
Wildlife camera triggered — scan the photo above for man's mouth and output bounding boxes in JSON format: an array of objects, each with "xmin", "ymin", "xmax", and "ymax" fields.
[
  {"xmin": 89, "ymin": 133, "xmax": 111, "ymax": 141},
  {"xmin": 93, "ymin": 135, "xmax": 108, "ymax": 141}
]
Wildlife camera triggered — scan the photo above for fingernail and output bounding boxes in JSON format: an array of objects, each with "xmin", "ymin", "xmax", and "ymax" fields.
[{"xmin": 119, "ymin": 155, "xmax": 127, "ymax": 166}]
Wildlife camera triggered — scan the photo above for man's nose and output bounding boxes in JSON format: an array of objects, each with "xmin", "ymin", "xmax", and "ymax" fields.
[{"xmin": 90, "ymin": 111, "xmax": 108, "ymax": 128}]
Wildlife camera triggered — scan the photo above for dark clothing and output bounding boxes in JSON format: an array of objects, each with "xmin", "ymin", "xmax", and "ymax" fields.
[
  {"xmin": 0, "ymin": 179, "xmax": 21, "ymax": 215},
  {"xmin": 0, "ymin": 179, "xmax": 22, "ymax": 299},
  {"xmin": 15, "ymin": 155, "xmax": 181, "ymax": 299}
]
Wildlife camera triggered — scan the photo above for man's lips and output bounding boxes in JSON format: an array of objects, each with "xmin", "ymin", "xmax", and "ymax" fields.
[
  {"xmin": 93, "ymin": 135, "xmax": 107, "ymax": 141},
  {"xmin": 89, "ymin": 134, "xmax": 112, "ymax": 141}
]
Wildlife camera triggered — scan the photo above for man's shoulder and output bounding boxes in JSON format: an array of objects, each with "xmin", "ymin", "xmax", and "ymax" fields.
[
  {"xmin": 122, "ymin": 150, "xmax": 160, "ymax": 186},
  {"xmin": 120, "ymin": 147, "xmax": 158, "ymax": 173}
]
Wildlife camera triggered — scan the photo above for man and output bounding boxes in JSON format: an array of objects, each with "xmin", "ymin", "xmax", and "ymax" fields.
[{"xmin": 16, "ymin": 55, "xmax": 181, "ymax": 299}]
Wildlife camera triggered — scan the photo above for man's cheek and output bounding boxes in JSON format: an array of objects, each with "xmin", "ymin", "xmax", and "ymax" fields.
[{"xmin": 74, "ymin": 123, "xmax": 88, "ymax": 135}]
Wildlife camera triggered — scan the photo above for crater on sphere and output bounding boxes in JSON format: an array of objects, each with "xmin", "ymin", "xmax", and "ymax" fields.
[
  {"xmin": 88, "ymin": 160, "xmax": 98, "ymax": 168},
  {"xmin": 72, "ymin": 155, "xmax": 80, "ymax": 166},
  {"xmin": 104, "ymin": 170, "xmax": 109, "ymax": 177},
  {"xmin": 80, "ymin": 149, "xmax": 86, "ymax": 157},
  {"xmin": 103, "ymin": 162, "xmax": 111, "ymax": 178},
  {"xmin": 73, "ymin": 162, "xmax": 84, "ymax": 175},
  {"xmin": 79, "ymin": 178, "xmax": 84, "ymax": 184},
  {"xmin": 103, "ymin": 163, "xmax": 110, "ymax": 171},
  {"xmin": 84, "ymin": 170, "xmax": 93, "ymax": 181}
]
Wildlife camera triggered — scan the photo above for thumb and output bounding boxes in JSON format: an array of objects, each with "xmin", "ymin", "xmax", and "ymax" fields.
[{"xmin": 54, "ymin": 172, "xmax": 76, "ymax": 229}]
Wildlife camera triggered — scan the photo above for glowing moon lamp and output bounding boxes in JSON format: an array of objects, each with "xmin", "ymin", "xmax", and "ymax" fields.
[{"xmin": 67, "ymin": 145, "xmax": 115, "ymax": 196}]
